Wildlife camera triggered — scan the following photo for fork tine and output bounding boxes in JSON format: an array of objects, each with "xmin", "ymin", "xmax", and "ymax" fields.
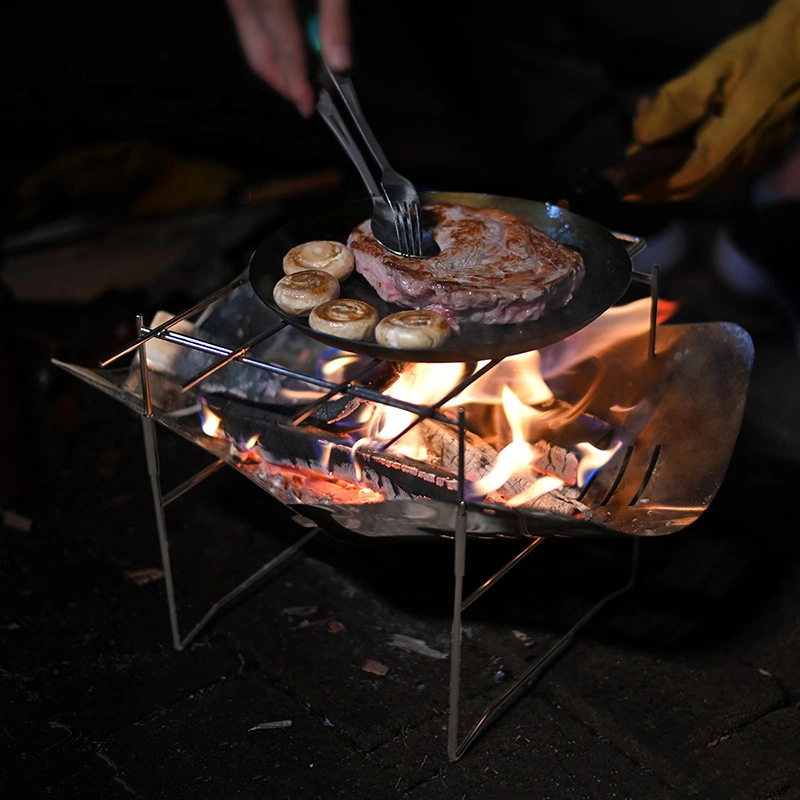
[
  {"xmin": 318, "ymin": 58, "xmax": 439, "ymax": 257},
  {"xmin": 391, "ymin": 209, "xmax": 405, "ymax": 254},
  {"xmin": 394, "ymin": 201, "xmax": 411, "ymax": 256},
  {"xmin": 406, "ymin": 205, "xmax": 419, "ymax": 256},
  {"xmin": 400, "ymin": 203, "xmax": 419, "ymax": 257},
  {"xmin": 409, "ymin": 203, "xmax": 422, "ymax": 255},
  {"xmin": 403, "ymin": 213, "xmax": 413, "ymax": 256},
  {"xmin": 401, "ymin": 204, "xmax": 411, "ymax": 254}
]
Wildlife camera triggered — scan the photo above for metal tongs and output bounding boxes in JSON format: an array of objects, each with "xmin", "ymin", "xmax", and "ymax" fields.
[{"xmin": 315, "ymin": 60, "xmax": 439, "ymax": 258}]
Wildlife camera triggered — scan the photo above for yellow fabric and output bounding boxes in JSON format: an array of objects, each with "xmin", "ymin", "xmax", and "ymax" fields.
[{"xmin": 627, "ymin": 0, "xmax": 800, "ymax": 201}]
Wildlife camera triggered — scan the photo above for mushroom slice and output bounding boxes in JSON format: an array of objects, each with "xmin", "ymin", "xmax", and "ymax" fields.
[
  {"xmin": 309, "ymin": 298, "xmax": 379, "ymax": 340},
  {"xmin": 283, "ymin": 240, "xmax": 355, "ymax": 280},
  {"xmin": 273, "ymin": 270, "xmax": 340, "ymax": 316},
  {"xmin": 375, "ymin": 310, "xmax": 450, "ymax": 349}
]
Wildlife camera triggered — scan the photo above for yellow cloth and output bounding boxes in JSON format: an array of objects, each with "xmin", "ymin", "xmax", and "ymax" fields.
[{"xmin": 627, "ymin": 0, "xmax": 800, "ymax": 201}]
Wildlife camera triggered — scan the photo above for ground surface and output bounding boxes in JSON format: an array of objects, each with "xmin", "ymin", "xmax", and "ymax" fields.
[{"xmin": 2, "ymin": 196, "xmax": 800, "ymax": 800}]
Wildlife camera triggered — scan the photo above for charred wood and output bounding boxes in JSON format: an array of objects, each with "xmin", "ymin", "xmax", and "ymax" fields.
[{"xmin": 415, "ymin": 419, "xmax": 591, "ymax": 519}]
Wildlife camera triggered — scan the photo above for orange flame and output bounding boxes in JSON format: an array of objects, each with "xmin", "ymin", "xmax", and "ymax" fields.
[
  {"xmin": 361, "ymin": 298, "xmax": 674, "ymax": 502},
  {"xmin": 199, "ymin": 297, "xmax": 677, "ymax": 510}
]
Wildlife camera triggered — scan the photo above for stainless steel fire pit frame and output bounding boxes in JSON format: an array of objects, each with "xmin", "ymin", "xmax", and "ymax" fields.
[{"xmin": 56, "ymin": 260, "xmax": 754, "ymax": 761}]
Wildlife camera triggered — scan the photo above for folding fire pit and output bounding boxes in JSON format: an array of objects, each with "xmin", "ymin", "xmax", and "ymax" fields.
[{"xmin": 55, "ymin": 195, "xmax": 754, "ymax": 760}]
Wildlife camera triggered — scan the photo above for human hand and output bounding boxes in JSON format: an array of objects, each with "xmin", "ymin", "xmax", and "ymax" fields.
[
  {"xmin": 225, "ymin": 0, "xmax": 351, "ymax": 118},
  {"xmin": 626, "ymin": 0, "xmax": 800, "ymax": 201}
]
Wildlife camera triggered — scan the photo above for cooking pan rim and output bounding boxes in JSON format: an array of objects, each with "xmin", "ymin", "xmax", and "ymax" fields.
[{"xmin": 249, "ymin": 190, "xmax": 633, "ymax": 362}]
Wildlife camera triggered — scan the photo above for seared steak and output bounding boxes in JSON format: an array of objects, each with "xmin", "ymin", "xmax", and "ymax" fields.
[{"xmin": 346, "ymin": 203, "xmax": 585, "ymax": 327}]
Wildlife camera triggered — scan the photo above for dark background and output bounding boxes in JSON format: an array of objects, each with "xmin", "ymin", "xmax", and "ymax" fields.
[
  {"xmin": 2, "ymin": 3, "xmax": 800, "ymax": 798},
  {"xmin": 0, "ymin": 0, "xmax": 776, "ymax": 229}
]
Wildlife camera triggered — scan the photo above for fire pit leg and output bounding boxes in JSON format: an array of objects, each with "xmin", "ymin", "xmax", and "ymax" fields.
[
  {"xmin": 447, "ymin": 533, "xmax": 640, "ymax": 762},
  {"xmin": 447, "ymin": 501, "xmax": 467, "ymax": 759},
  {"xmin": 134, "ymin": 317, "xmax": 320, "ymax": 651},
  {"xmin": 136, "ymin": 316, "xmax": 182, "ymax": 651},
  {"xmin": 631, "ymin": 262, "xmax": 661, "ymax": 360},
  {"xmin": 140, "ymin": 415, "xmax": 183, "ymax": 649}
]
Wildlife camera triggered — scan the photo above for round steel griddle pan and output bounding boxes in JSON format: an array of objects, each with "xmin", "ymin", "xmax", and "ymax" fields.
[{"xmin": 249, "ymin": 191, "xmax": 633, "ymax": 362}]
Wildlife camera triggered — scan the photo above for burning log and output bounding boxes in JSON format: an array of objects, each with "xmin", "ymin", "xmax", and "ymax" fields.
[
  {"xmin": 531, "ymin": 441, "xmax": 579, "ymax": 486},
  {"xmin": 199, "ymin": 358, "xmax": 408, "ymax": 426},
  {"xmin": 203, "ymin": 395, "xmax": 459, "ymax": 502},
  {"xmin": 202, "ymin": 395, "xmax": 590, "ymax": 519},
  {"xmin": 415, "ymin": 418, "xmax": 591, "ymax": 519}
]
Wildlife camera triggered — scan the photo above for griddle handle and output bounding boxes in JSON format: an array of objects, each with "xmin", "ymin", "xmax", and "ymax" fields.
[{"xmin": 611, "ymin": 231, "xmax": 646, "ymax": 259}]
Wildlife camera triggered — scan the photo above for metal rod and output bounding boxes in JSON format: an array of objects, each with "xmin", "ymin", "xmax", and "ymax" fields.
[
  {"xmin": 449, "ymin": 536, "xmax": 640, "ymax": 761},
  {"xmin": 447, "ymin": 501, "xmax": 468, "ymax": 761},
  {"xmin": 162, "ymin": 459, "xmax": 226, "ymax": 507},
  {"xmin": 611, "ymin": 231, "xmax": 646, "ymax": 259},
  {"xmin": 100, "ymin": 277, "xmax": 247, "ymax": 367},
  {"xmin": 177, "ymin": 528, "xmax": 320, "ymax": 650},
  {"xmin": 137, "ymin": 314, "xmax": 153, "ymax": 418},
  {"xmin": 180, "ymin": 322, "xmax": 288, "ymax": 393},
  {"xmin": 461, "ymin": 536, "xmax": 544, "ymax": 612},
  {"xmin": 457, "ymin": 408, "xmax": 466, "ymax": 502},
  {"xmin": 648, "ymin": 264, "xmax": 661, "ymax": 360},
  {"xmin": 149, "ymin": 327, "xmax": 455, "ymax": 424},
  {"xmin": 292, "ymin": 357, "xmax": 381, "ymax": 424},
  {"xmin": 136, "ymin": 316, "xmax": 181, "ymax": 651},
  {"xmin": 448, "ymin": 412, "xmax": 469, "ymax": 758}
]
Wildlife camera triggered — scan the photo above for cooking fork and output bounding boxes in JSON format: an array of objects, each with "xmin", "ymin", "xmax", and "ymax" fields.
[
  {"xmin": 316, "ymin": 89, "xmax": 410, "ymax": 257},
  {"xmin": 317, "ymin": 60, "xmax": 440, "ymax": 258}
]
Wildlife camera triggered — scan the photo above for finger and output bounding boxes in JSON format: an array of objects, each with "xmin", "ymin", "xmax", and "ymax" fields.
[
  {"xmin": 318, "ymin": 0, "xmax": 352, "ymax": 72},
  {"xmin": 260, "ymin": 0, "xmax": 316, "ymax": 116},
  {"xmin": 227, "ymin": 0, "xmax": 315, "ymax": 116},
  {"xmin": 226, "ymin": 0, "xmax": 286, "ymax": 91}
]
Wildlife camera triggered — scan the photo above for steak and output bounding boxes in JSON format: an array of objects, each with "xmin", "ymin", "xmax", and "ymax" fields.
[{"xmin": 346, "ymin": 203, "xmax": 585, "ymax": 327}]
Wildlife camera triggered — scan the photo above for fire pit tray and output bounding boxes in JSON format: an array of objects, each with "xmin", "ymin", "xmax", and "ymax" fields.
[{"xmin": 56, "ymin": 317, "xmax": 753, "ymax": 544}]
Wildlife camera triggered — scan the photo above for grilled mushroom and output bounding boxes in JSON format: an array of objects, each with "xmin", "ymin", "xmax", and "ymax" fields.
[
  {"xmin": 375, "ymin": 309, "xmax": 450, "ymax": 349},
  {"xmin": 283, "ymin": 240, "xmax": 355, "ymax": 281},
  {"xmin": 273, "ymin": 270, "xmax": 340, "ymax": 316},
  {"xmin": 309, "ymin": 298, "xmax": 379, "ymax": 340}
]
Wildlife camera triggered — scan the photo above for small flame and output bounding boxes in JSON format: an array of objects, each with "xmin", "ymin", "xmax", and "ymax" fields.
[
  {"xmin": 200, "ymin": 402, "xmax": 223, "ymax": 437},
  {"xmin": 318, "ymin": 441, "xmax": 334, "ymax": 472},
  {"xmin": 506, "ymin": 474, "xmax": 564, "ymax": 507},
  {"xmin": 366, "ymin": 362, "xmax": 468, "ymax": 460},
  {"xmin": 472, "ymin": 440, "xmax": 539, "ymax": 496},
  {"xmin": 538, "ymin": 297, "xmax": 678, "ymax": 379},
  {"xmin": 576, "ymin": 440, "xmax": 622, "ymax": 487},
  {"xmin": 448, "ymin": 351, "xmax": 553, "ymax": 408},
  {"xmin": 320, "ymin": 353, "xmax": 361, "ymax": 380},
  {"xmin": 351, "ymin": 438, "xmax": 371, "ymax": 482}
]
